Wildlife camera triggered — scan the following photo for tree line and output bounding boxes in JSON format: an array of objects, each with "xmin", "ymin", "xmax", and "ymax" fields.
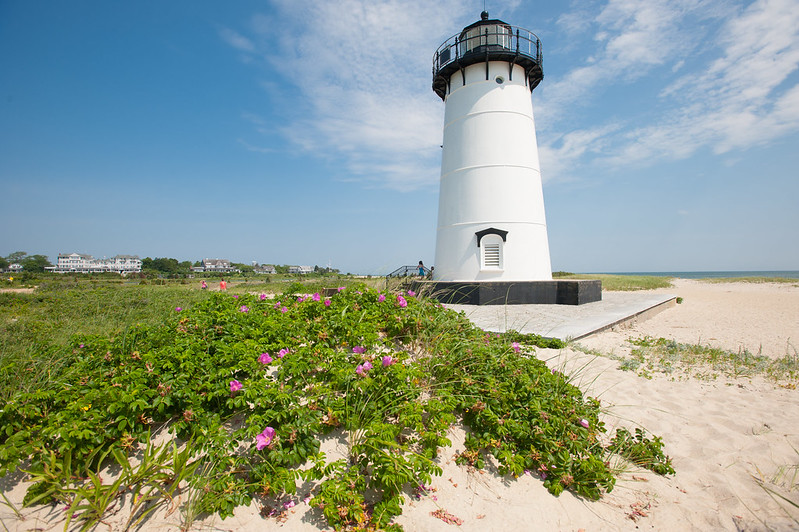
[
  {"xmin": 2, "ymin": 252, "xmax": 340, "ymax": 276},
  {"xmin": 1, "ymin": 251, "xmax": 51, "ymax": 273}
]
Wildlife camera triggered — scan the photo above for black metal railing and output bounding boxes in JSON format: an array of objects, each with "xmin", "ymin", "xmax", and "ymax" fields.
[
  {"xmin": 434, "ymin": 25, "xmax": 541, "ymax": 77},
  {"xmin": 386, "ymin": 265, "xmax": 432, "ymax": 278},
  {"xmin": 432, "ymin": 24, "xmax": 543, "ymax": 100}
]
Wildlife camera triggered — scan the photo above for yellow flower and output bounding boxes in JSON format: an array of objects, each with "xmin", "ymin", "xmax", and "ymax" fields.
[{"xmin": 82, "ymin": 404, "xmax": 91, "ymax": 411}]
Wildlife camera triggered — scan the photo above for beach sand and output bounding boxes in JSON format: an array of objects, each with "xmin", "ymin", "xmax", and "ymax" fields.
[{"xmin": 3, "ymin": 279, "xmax": 798, "ymax": 531}]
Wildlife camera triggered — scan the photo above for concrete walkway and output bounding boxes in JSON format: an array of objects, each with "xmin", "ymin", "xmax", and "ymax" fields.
[{"xmin": 446, "ymin": 291, "xmax": 677, "ymax": 340}]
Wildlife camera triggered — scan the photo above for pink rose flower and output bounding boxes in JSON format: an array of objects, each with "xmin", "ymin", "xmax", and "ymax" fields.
[
  {"xmin": 397, "ymin": 295, "xmax": 407, "ymax": 308},
  {"xmin": 512, "ymin": 342, "xmax": 521, "ymax": 353},
  {"xmin": 378, "ymin": 294, "xmax": 386, "ymax": 302},
  {"xmin": 382, "ymin": 355, "xmax": 393, "ymax": 367},
  {"xmin": 256, "ymin": 427, "xmax": 276, "ymax": 450},
  {"xmin": 312, "ymin": 292, "xmax": 321, "ymax": 301},
  {"xmin": 230, "ymin": 380, "xmax": 243, "ymax": 392},
  {"xmin": 324, "ymin": 299, "xmax": 331, "ymax": 307},
  {"xmin": 278, "ymin": 348, "xmax": 288, "ymax": 358},
  {"xmin": 352, "ymin": 346, "xmax": 365, "ymax": 354},
  {"xmin": 259, "ymin": 352, "xmax": 273, "ymax": 364}
]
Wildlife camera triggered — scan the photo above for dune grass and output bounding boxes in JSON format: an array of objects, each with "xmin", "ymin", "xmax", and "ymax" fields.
[
  {"xmin": 703, "ymin": 277, "xmax": 799, "ymax": 285},
  {"xmin": 616, "ymin": 337, "xmax": 799, "ymax": 382},
  {"xmin": 553, "ymin": 273, "xmax": 673, "ymax": 291},
  {"xmin": 0, "ymin": 281, "xmax": 212, "ymax": 400}
]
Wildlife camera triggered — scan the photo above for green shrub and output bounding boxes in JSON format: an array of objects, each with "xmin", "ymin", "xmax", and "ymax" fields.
[{"xmin": 0, "ymin": 285, "xmax": 672, "ymax": 530}]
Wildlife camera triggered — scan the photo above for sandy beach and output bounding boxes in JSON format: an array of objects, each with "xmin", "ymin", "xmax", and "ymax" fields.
[{"xmin": 2, "ymin": 279, "xmax": 798, "ymax": 531}]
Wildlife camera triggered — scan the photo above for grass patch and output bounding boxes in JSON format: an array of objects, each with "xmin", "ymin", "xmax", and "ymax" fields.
[
  {"xmin": 754, "ymin": 444, "xmax": 799, "ymax": 527},
  {"xmin": 555, "ymin": 274, "xmax": 673, "ymax": 291},
  {"xmin": 0, "ymin": 283, "xmax": 212, "ymax": 401},
  {"xmin": 703, "ymin": 277, "xmax": 799, "ymax": 285},
  {"xmin": 619, "ymin": 337, "xmax": 799, "ymax": 381}
]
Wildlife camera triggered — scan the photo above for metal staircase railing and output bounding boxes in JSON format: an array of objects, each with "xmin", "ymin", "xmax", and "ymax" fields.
[{"xmin": 385, "ymin": 265, "xmax": 432, "ymax": 288}]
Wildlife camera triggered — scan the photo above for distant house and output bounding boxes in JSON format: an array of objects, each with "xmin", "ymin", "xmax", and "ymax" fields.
[
  {"xmin": 201, "ymin": 259, "xmax": 235, "ymax": 273},
  {"xmin": 254, "ymin": 264, "xmax": 277, "ymax": 274},
  {"xmin": 194, "ymin": 259, "xmax": 240, "ymax": 273},
  {"xmin": 50, "ymin": 253, "xmax": 142, "ymax": 274},
  {"xmin": 101, "ymin": 255, "xmax": 143, "ymax": 274},
  {"xmin": 8, "ymin": 263, "xmax": 23, "ymax": 273},
  {"xmin": 288, "ymin": 265, "xmax": 313, "ymax": 274}
]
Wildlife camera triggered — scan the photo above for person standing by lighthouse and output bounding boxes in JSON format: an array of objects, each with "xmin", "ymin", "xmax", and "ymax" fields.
[{"xmin": 432, "ymin": 11, "xmax": 552, "ymax": 283}]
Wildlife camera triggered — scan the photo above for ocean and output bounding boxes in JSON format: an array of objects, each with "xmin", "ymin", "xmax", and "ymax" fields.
[{"xmin": 592, "ymin": 271, "xmax": 799, "ymax": 279}]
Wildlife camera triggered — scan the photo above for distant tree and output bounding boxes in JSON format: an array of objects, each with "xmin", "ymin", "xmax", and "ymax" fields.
[
  {"xmin": 141, "ymin": 257, "xmax": 154, "ymax": 270},
  {"xmin": 151, "ymin": 257, "xmax": 181, "ymax": 274},
  {"xmin": 192, "ymin": 260, "xmax": 202, "ymax": 267},
  {"xmin": 5, "ymin": 251, "xmax": 27, "ymax": 263},
  {"xmin": 0, "ymin": 257, "xmax": 8, "ymax": 270},
  {"xmin": 178, "ymin": 261, "xmax": 193, "ymax": 273},
  {"xmin": 275, "ymin": 265, "xmax": 289, "ymax": 274},
  {"xmin": 20, "ymin": 254, "xmax": 52, "ymax": 273},
  {"xmin": 232, "ymin": 263, "xmax": 254, "ymax": 273}
]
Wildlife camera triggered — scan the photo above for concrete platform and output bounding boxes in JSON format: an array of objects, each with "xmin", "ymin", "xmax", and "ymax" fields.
[{"xmin": 446, "ymin": 291, "xmax": 677, "ymax": 340}]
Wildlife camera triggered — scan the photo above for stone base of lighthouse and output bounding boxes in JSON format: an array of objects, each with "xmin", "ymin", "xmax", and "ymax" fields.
[{"xmin": 408, "ymin": 280, "xmax": 602, "ymax": 306}]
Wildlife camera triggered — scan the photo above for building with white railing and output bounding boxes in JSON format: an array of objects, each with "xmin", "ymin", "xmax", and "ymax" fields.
[
  {"xmin": 288, "ymin": 265, "xmax": 313, "ymax": 274},
  {"xmin": 50, "ymin": 253, "xmax": 142, "ymax": 274}
]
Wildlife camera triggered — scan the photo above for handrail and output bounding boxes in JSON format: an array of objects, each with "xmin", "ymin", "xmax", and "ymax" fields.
[
  {"xmin": 432, "ymin": 24, "xmax": 542, "ymax": 82},
  {"xmin": 386, "ymin": 265, "xmax": 432, "ymax": 279}
]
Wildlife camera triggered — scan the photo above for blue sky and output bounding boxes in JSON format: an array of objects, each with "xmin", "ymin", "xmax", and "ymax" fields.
[{"xmin": 2, "ymin": 0, "xmax": 798, "ymax": 274}]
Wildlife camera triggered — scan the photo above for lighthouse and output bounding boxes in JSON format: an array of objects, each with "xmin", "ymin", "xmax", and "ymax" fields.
[{"xmin": 422, "ymin": 12, "xmax": 600, "ymax": 305}]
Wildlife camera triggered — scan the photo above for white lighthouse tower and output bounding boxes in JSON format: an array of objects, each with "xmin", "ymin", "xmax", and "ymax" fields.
[{"xmin": 432, "ymin": 11, "xmax": 551, "ymax": 283}]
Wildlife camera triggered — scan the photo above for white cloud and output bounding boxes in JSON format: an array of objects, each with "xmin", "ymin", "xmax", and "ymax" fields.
[
  {"xmin": 218, "ymin": 0, "xmax": 799, "ymax": 191},
  {"xmin": 540, "ymin": 0, "xmax": 799, "ymax": 179},
  {"xmin": 218, "ymin": 0, "xmax": 497, "ymax": 191},
  {"xmin": 540, "ymin": 0, "xmax": 716, "ymax": 123},
  {"xmin": 539, "ymin": 123, "xmax": 622, "ymax": 183},
  {"xmin": 218, "ymin": 27, "xmax": 255, "ymax": 53}
]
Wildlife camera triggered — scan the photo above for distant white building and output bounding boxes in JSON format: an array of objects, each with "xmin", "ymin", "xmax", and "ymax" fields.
[
  {"xmin": 288, "ymin": 265, "xmax": 313, "ymax": 274},
  {"xmin": 197, "ymin": 259, "xmax": 237, "ymax": 273},
  {"xmin": 101, "ymin": 255, "xmax": 142, "ymax": 274},
  {"xmin": 50, "ymin": 253, "xmax": 142, "ymax": 274},
  {"xmin": 254, "ymin": 264, "xmax": 277, "ymax": 274}
]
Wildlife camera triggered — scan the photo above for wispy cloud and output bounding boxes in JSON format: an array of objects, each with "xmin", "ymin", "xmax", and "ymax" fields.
[
  {"xmin": 219, "ymin": 0, "xmax": 490, "ymax": 191},
  {"xmin": 219, "ymin": 0, "xmax": 799, "ymax": 191},
  {"xmin": 540, "ymin": 0, "xmax": 799, "ymax": 180},
  {"xmin": 218, "ymin": 27, "xmax": 255, "ymax": 53}
]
